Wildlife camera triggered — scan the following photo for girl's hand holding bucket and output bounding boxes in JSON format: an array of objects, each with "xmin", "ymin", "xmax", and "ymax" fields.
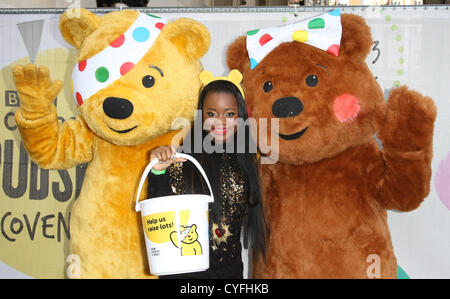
[
  {"xmin": 150, "ymin": 146, "xmax": 187, "ymax": 171},
  {"xmin": 136, "ymin": 152, "xmax": 215, "ymax": 276}
]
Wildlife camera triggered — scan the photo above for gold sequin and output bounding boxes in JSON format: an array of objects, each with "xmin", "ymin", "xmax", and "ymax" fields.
[
  {"xmin": 166, "ymin": 153, "xmax": 248, "ymax": 260},
  {"xmin": 167, "ymin": 162, "xmax": 185, "ymax": 195},
  {"xmin": 217, "ymin": 153, "xmax": 247, "ymax": 224}
]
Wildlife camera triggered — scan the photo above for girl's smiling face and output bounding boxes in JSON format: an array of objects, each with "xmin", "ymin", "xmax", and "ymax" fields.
[{"xmin": 202, "ymin": 91, "xmax": 238, "ymax": 143}]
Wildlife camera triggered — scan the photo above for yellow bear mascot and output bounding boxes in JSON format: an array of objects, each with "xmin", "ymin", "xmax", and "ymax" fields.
[{"xmin": 12, "ymin": 8, "xmax": 210, "ymax": 278}]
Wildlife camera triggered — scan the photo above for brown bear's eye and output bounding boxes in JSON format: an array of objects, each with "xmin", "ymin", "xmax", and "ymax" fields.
[
  {"xmin": 263, "ymin": 81, "xmax": 273, "ymax": 93},
  {"xmin": 306, "ymin": 75, "xmax": 318, "ymax": 87},
  {"xmin": 142, "ymin": 75, "xmax": 155, "ymax": 88}
]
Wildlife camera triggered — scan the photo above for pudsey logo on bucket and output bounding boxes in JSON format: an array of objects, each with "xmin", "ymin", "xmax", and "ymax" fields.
[
  {"xmin": 170, "ymin": 224, "xmax": 203, "ymax": 256},
  {"xmin": 135, "ymin": 153, "xmax": 214, "ymax": 276}
]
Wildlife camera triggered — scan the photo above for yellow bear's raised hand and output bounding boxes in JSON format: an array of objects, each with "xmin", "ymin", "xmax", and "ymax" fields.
[{"xmin": 13, "ymin": 64, "xmax": 63, "ymax": 114}]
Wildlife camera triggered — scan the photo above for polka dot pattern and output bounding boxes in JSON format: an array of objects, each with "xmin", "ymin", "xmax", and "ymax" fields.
[
  {"xmin": 308, "ymin": 18, "xmax": 325, "ymax": 29},
  {"xmin": 132, "ymin": 27, "xmax": 150, "ymax": 42},
  {"xmin": 120, "ymin": 62, "xmax": 135, "ymax": 76},
  {"xmin": 146, "ymin": 13, "xmax": 161, "ymax": 19},
  {"xmin": 259, "ymin": 33, "xmax": 273, "ymax": 46},
  {"xmin": 110, "ymin": 34, "xmax": 125, "ymax": 48},
  {"xmin": 75, "ymin": 92, "xmax": 83, "ymax": 106},
  {"xmin": 327, "ymin": 44, "xmax": 340, "ymax": 56},
  {"xmin": 246, "ymin": 9, "xmax": 342, "ymax": 70},
  {"xmin": 72, "ymin": 13, "xmax": 167, "ymax": 105},
  {"xmin": 329, "ymin": 9, "xmax": 341, "ymax": 16},
  {"xmin": 78, "ymin": 60, "xmax": 87, "ymax": 72},
  {"xmin": 95, "ymin": 67, "xmax": 109, "ymax": 83},
  {"xmin": 247, "ymin": 29, "xmax": 260, "ymax": 36},
  {"xmin": 383, "ymin": 10, "xmax": 404, "ymax": 87},
  {"xmin": 250, "ymin": 58, "xmax": 258, "ymax": 70},
  {"xmin": 155, "ymin": 22, "xmax": 165, "ymax": 30},
  {"xmin": 292, "ymin": 30, "xmax": 308, "ymax": 43}
]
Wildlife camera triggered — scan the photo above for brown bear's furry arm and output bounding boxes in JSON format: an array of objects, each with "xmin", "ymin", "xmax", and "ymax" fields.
[{"xmin": 370, "ymin": 86, "xmax": 437, "ymax": 211}]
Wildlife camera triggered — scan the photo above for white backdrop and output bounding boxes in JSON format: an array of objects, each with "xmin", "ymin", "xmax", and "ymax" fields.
[{"xmin": 0, "ymin": 6, "xmax": 449, "ymax": 278}]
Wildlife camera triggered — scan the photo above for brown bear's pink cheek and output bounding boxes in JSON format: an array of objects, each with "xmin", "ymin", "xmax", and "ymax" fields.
[
  {"xmin": 246, "ymin": 105, "xmax": 252, "ymax": 118},
  {"xmin": 333, "ymin": 94, "xmax": 361, "ymax": 123}
]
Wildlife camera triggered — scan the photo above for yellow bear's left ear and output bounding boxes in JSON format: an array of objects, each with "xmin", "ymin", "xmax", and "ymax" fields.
[
  {"xmin": 163, "ymin": 18, "xmax": 210, "ymax": 62},
  {"xmin": 59, "ymin": 8, "xmax": 100, "ymax": 50}
]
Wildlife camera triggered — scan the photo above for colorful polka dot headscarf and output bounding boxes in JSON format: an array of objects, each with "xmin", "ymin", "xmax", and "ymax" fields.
[
  {"xmin": 72, "ymin": 13, "xmax": 166, "ymax": 106},
  {"xmin": 246, "ymin": 9, "xmax": 342, "ymax": 70},
  {"xmin": 179, "ymin": 226, "xmax": 191, "ymax": 242}
]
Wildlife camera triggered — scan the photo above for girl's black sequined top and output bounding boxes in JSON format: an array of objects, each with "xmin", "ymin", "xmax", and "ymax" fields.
[{"xmin": 147, "ymin": 152, "xmax": 248, "ymax": 279}]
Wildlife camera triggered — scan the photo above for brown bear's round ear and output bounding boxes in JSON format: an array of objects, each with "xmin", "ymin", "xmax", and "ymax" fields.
[
  {"xmin": 339, "ymin": 14, "xmax": 373, "ymax": 61},
  {"xmin": 163, "ymin": 18, "xmax": 210, "ymax": 62},
  {"xmin": 59, "ymin": 8, "xmax": 100, "ymax": 50},
  {"xmin": 226, "ymin": 36, "xmax": 251, "ymax": 75}
]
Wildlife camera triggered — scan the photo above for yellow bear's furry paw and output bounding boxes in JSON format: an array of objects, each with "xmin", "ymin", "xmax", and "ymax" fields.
[{"xmin": 12, "ymin": 64, "xmax": 63, "ymax": 113}]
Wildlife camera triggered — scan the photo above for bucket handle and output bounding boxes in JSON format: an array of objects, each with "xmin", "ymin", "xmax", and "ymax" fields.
[{"xmin": 135, "ymin": 153, "xmax": 214, "ymax": 212}]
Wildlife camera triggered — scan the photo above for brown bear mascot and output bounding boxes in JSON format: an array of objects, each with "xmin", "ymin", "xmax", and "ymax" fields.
[{"xmin": 227, "ymin": 11, "xmax": 436, "ymax": 278}]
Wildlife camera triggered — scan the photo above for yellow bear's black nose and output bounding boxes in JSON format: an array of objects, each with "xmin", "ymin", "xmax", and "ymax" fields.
[{"xmin": 103, "ymin": 97, "xmax": 134, "ymax": 120}]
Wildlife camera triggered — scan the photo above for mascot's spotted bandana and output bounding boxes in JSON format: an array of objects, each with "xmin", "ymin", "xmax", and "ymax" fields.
[
  {"xmin": 72, "ymin": 13, "xmax": 166, "ymax": 105},
  {"xmin": 246, "ymin": 9, "xmax": 341, "ymax": 69}
]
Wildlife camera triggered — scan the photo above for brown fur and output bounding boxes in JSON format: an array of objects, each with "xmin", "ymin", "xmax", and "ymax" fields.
[{"xmin": 227, "ymin": 14, "xmax": 436, "ymax": 278}]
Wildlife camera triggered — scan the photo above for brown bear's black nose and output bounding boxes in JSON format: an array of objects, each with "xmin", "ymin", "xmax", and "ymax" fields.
[
  {"xmin": 272, "ymin": 97, "xmax": 303, "ymax": 118},
  {"xmin": 103, "ymin": 97, "xmax": 134, "ymax": 119}
]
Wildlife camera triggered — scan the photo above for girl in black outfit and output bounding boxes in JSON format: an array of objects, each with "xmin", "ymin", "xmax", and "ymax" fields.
[{"xmin": 147, "ymin": 70, "xmax": 267, "ymax": 279}]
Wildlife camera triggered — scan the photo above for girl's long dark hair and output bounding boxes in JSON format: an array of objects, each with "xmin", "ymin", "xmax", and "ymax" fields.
[{"xmin": 180, "ymin": 80, "xmax": 268, "ymax": 259}]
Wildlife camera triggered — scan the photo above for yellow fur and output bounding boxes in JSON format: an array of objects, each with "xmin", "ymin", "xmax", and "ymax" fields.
[
  {"xmin": 59, "ymin": 8, "xmax": 100, "ymax": 52},
  {"xmin": 13, "ymin": 9, "xmax": 210, "ymax": 278}
]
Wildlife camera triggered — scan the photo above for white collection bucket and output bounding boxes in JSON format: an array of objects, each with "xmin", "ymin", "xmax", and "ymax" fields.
[{"xmin": 135, "ymin": 153, "xmax": 214, "ymax": 276}]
